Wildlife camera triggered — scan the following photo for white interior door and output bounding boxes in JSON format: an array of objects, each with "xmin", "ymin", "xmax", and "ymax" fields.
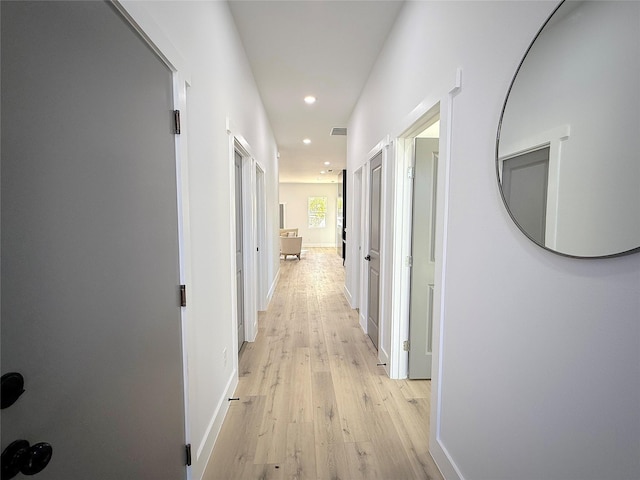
[
  {"xmin": 408, "ymin": 138, "xmax": 439, "ymax": 379},
  {"xmin": 1, "ymin": 2, "xmax": 186, "ymax": 478}
]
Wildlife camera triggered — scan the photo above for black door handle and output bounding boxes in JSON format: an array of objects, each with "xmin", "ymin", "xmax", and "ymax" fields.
[
  {"xmin": 364, "ymin": 255, "xmax": 371, "ymax": 261},
  {"xmin": 1, "ymin": 440, "xmax": 53, "ymax": 479},
  {"xmin": 1, "ymin": 373, "xmax": 25, "ymax": 409}
]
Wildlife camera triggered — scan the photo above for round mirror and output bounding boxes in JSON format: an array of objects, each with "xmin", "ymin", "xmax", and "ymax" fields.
[{"xmin": 497, "ymin": 0, "xmax": 640, "ymax": 258}]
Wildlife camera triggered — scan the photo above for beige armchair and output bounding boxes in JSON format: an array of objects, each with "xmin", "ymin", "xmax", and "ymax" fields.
[
  {"xmin": 279, "ymin": 228, "xmax": 298, "ymax": 237},
  {"xmin": 280, "ymin": 236, "xmax": 302, "ymax": 260}
]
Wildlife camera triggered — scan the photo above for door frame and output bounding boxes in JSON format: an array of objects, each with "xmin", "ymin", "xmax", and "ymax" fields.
[
  {"xmin": 386, "ymin": 69, "xmax": 462, "ymax": 480},
  {"xmin": 346, "ymin": 166, "xmax": 364, "ymax": 312},
  {"xmin": 233, "ymin": 148, "xmax": 246, "ymax": 350},
  {"xmin": 394, "ymin": 108, "xmax": 442, "ymax": 378},
  {"xmin": 497, "ymin": 124, "xmax": 570, "ymax": 251},
  {"xmin": 391, "ymin": 104, "xmax": 441, "ymax": 380},
  {"xmin": 359, "ymin": 138, "xmax": 394, "ymax": 372},
  {"xmin": 111, "ymin": 2, "xmax": 195, "ymax": 477},
  {"xmin": 255, "ymin": 165, "xmax": 267, "ymax": 311},
  {"xmin": 227, "ymin": 120, "xmax": 263, "ymax": 348}
]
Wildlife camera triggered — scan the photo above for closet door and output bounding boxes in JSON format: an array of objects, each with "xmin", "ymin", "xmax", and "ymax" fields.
[{"xmin": 1, "ymin": 2, "xmax": 186, "ymax": 478}]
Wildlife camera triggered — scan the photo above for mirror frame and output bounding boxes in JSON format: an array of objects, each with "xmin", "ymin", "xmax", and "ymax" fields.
[{"xmin": 495, "ymin": 0, "xmax": 640, "ymax": 259}]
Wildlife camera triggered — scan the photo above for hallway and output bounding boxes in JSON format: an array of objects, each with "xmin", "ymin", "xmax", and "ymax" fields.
[{"xmin": 205, "ymin": 248, "xmax": 442, "ymax": 479}]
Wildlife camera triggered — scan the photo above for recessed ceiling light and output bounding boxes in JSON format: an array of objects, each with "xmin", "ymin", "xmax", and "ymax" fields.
[
  {"xmin": 304, "ymin": 96, "xmax": 316, "ymax": 105},
  {"xmin": 324, "ymin": 161, "xmax": 330, "ymax": 166},
  {"xmin": 303, "ymin": 138, "xmax": 311, "ymax": 145},
  {"xmin": 320, "ymin": 171, "xmax": 326, "ymax": 174}
]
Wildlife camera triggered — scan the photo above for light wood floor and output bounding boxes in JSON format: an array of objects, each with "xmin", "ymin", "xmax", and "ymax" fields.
[{"xmin": 204, "ymin": 248, "xmax": 443, "ymax": 480}]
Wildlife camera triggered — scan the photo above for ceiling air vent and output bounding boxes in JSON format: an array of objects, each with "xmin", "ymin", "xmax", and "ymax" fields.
[{"xmin": 330, "ymin": 127, "xmax": 347, "ymax": 136}]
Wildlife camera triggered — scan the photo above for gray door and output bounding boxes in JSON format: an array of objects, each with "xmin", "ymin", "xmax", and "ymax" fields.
[
  {"xmin": 1, "ymin": 2, "xmax": 186, "ymax": 479},
  {"xmin": 409, "ymin": 138, "xmax": 439, "ymax": 379},
  {"xmin": 502, "ymin": 147, "xmax": 550, "ymax": 245},
  {"xmin": 235, "ymin": 151, "xmax": 246, "ymax": 350},
  {"xmin": 366, "ymin": 153, "xmax": 383, "ymax": 349}
]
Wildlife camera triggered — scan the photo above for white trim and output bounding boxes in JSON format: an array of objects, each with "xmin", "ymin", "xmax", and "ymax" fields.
[
  {"xmin": 243, "ymin": 154, "xmax": 257, "ymax": 342},
  {"xmin": 195, "ymin": 372, "xmax": 238, "ymax": 477},
  {"xmin": 114, "ymin": 1, "xmax": 191, "ymax": 84},
  {"xmin": 111, "ymin": 3, "xmax": 194, "ymax": 477},
  {"xmin": 390, "ymin": 101, "xmax": 443, "ymax": 381},
  {"xmin": 362, "ymin": 139, "xmax": 394, "ymax": 376},
  {"xmin": 228, "ymin": 137, "xmax": 241, "ymax": 361},
  {"xmin": 358, "ymin": 162, "xmax": 371, "ymax": 337},
  {"xmin": 429, "ymin": 69, "xmax": 463, "ymax": 480},
  {"xmin": 342, "ymin": 283, "xmax": 354, "ymax": 307},
  {"xmin": 390, "ymin": 138, "xmax": 413, "ymax": 379},
  {"xmin": 173, "ymin": 73, "xmax": 195, "ymax": 480},
  {"xmin": 349, "ymin": 166, "xmax": 363, "ymax": 311},
  {"xmin": 267, "ymin": 268, "xmax": 280, "ymax": 306},
  {"xmin": 229, "ymin": 129, "xmax": 259, "ymax": 347},
  {"xmin": 255, "ymin": 165, "xmax": 267, "ymax": 311},
  {"xmin": 359, "ymin": 311, "xmax": 367, "ymax": 334}
]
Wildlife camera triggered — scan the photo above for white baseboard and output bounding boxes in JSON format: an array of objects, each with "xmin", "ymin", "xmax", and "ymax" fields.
[
  {"xmin": 343, "ymin": 284, "xmax": 354, "ymax": 307},
  {"xmin": 192, "ymin": 372, "xmax": 238, "ymax": 480},
  {"xmin": 266, "ymin": 269, "xmax": 280, "ymax": 306},
  {"xmin": 359, "ymin": 311, "xmax": 367, "ymax": 333},
  {"xmin": 430, "ymin": 436, "xmax": 463, "ymax": 480}
]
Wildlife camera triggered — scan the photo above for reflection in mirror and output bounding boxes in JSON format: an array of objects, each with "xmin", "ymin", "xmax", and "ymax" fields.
[{"xmin": 497, "ymin": 0, "xmax": 640, "ymax": 258}]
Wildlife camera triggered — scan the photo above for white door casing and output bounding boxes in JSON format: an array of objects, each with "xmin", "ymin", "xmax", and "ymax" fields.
[{"xmin": 235, "ymin": 150, "xmax": 246, "ymax": 350}]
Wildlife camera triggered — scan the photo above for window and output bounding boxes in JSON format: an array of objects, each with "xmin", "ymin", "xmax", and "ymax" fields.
[{"xmin": 308, "ymin": 196, "xmax": 327, "ymax": 228}]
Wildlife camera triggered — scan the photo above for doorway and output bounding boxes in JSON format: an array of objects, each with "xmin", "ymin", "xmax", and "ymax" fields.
[
  {"xmin": 392, "ymin": 102, "xmax": 443, "ymax": 381},
  {"xmin": 366, "ymin": 152, "xmax": 383, "ymax": 349},
  {"xmin": 256, "ymin": 166, "xmax": 267, "ymax": 311},
  {"xmin": 408, "ymin": 127, "xmax": 440, "ymax": 379},
  {"xmin": 234, "ymin": 150, "xmax": 246, "ymax": 350},
  {"xmin": 501, "ymin": 146, "xmax": 550, "ymax": 245}
]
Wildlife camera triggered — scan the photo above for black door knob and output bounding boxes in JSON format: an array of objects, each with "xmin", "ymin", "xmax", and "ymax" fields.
[
  {"xmin": 364, "ymin": 255, "xmax": 371, "ymax": 261},
  {"xmin": 1, "ymin": 373, "xmax": 25, "ymax": 409},
  {"xmin": 1, "ymin": 440, "xmax": 52, "ymax": 479}
]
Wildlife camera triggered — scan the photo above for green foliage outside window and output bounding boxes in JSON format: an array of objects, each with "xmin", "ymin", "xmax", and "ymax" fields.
[{"xmin": 308, "ymin": 196, "xmax": 327, "ymax": 228}]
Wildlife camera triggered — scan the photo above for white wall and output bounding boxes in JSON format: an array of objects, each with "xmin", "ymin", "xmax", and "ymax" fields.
[
  {"xmin": 346, "ymin": 2, "xmax": 640, "ymax": 479},
  {"xmin": 121, "ymin": 3, "xmax": 279, "ymax": 479},
  {"xmin": 279, "ymin": 183, "xmax": 338, "ymax": 247},
  {"xmin": 499, "ymin": 1, "xmax": 640, "ymax": 256}
]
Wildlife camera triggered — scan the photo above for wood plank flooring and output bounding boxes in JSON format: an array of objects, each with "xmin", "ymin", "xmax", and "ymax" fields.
[{"xmin": 204, "ymin": 248, "xmax": 443, "ymax": 480}]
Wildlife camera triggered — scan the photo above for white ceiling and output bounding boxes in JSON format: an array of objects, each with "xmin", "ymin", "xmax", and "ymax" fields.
[{"xmin": 227, "ymin": 0, "xmax": 405, "ymax": 183}]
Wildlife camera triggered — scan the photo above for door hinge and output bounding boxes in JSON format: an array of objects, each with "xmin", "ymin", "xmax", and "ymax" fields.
[
  {"xmin": 174, "ymin": 110, "xmax": 181, "ymax": 135},
  {"xmin": 405, "ymin": 256, "xmax": 413, "ymax": 267},
  {"xmin": 403, "ymin": 340, "xmax": 410, "ymax": 352},
  {"xmin": 407, "ymin": 166, "xmax": 415, "ymax": 179},
  {"xmin": 180, "ymin": 285, "xmax": 187, "ymax": 307},
  {"xmin": 185, "ymin": 444, "xmax": 192, "ymax": 466}
]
